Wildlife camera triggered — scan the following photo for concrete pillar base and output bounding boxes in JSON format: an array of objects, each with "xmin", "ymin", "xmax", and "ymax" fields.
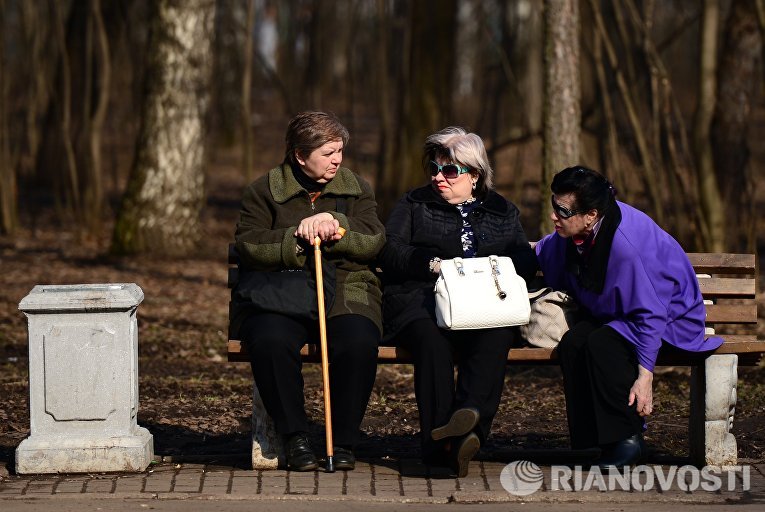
[{"xmin": 16, "ymin": 426, "xmax": 153, "ymax": 474}]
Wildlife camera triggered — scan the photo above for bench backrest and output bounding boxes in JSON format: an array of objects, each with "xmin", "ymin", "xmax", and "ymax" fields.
[{"xmin": 226, "ymin": 244, "xmax": 761, "ymax": 365}]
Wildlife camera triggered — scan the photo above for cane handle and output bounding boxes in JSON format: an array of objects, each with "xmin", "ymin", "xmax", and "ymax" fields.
[{"xmin": 313, "ymin": 227, "xmax": 346, "ymax": 248}]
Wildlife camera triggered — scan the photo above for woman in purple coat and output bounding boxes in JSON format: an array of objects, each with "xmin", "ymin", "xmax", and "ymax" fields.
[{"xmin": 534, "ymin": 166, "xmax": 723, "ymax": 468}]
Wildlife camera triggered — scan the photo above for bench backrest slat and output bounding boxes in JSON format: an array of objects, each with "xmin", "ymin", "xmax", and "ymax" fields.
[
  {"xmin": 686, "ymin": 252, "xmax": 756, "ymax": 274},
  {"xmin": 704, "ymin": 304, "xmax": 758, "ymax": 324},
  {"xmin": 697, "ymin": 277, "xmax": 756, "ymax": 298}
]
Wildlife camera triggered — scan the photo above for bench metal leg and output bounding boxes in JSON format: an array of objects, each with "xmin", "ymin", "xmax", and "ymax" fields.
[
  {"xmin": 689, "ymin": 354, "xmax": 738, "ymax": 467},
  {"xmin": 251, "ymin": 383, "xmax": 282, "ymax": 469}
]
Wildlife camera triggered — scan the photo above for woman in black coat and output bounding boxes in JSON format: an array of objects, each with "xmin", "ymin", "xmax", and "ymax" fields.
[{"xmin": 378, "ymin": 126, "xmax": 537, "ymax": 477}]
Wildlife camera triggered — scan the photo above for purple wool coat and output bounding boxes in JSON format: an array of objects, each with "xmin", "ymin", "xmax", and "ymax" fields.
[{"xmin": 535, "ymin": 201, "xmax": 723, "ymax": 372}]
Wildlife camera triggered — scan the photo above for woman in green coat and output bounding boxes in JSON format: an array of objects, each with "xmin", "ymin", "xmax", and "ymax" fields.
[{"xmin": 232, "ymin": 111, "xmax": 385, "ymax": 472}]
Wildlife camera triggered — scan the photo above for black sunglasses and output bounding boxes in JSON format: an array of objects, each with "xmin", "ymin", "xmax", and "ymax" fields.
[
  {"xmin": 551, "ymin": 195, "xmax": 584, "ymax": 219},
  {"xmin": 428, "ymin": 160, "xmax": 471, "ymax": 180}
]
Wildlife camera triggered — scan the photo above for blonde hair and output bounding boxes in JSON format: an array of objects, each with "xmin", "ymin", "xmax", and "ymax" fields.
[{"xmin": 423, "ymin": 126, "xmax": 494, "ymax": 195}]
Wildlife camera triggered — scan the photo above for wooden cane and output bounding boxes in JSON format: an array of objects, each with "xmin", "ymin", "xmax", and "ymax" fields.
[{"xmin": 313, "ymin": 226, "xmax": 345, "ymax": 472}]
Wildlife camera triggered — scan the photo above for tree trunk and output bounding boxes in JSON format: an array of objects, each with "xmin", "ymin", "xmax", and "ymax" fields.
[
  {"xmin": 0, "ymin": 0, "xmax": 18, "ymax": 234},
  {"xmin": 542, "ymin": 0, "xmax": 580, "ymax": 236},
  {"xmin": 692, "ymin": 0, "xmax": 724, "ymax": 252},
  {"xmin": 382, "ymin": 0, "xmax": 456, "ymax": 212},
  {"xmin": 374, "ymin": 0, "xmax": 394, "ymax": 212},
  {"xmin": 51, "ymin": 0, "xmax": 82, "ymax": 220},
  {"xmin": 82, "ymin": 0, "xmax": 110, "ymax": 233},
  {"xmin": 711, "ymin": 0, "xmax": 762, "ymax": 251},
  {"xmin": 304, "ymin": 0, "xmax": 336, "ymax": 108},
  {"xmin": 241, "ymin": 0, "xmax": 255, "ymax": 181},
  {"xmin": 20, "ymin": 2, "xmax": 55, "ymax": 182},
  {"xmin": 111, "ymin": 0, "xmax": 216, "ymax": 255}
]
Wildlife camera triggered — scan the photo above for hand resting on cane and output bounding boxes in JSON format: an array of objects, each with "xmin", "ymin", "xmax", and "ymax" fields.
[{"xmin": 295, "ymin": 212, "xmax": 344, "ymax": 243}]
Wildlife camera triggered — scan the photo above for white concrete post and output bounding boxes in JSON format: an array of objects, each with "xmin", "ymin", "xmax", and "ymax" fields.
[
  {"xmin": 251, "ymin": 383, "xmax": 282, "ymax": 469},
  {"xmin": 16, "ymin": 284, "xmax": 154, "ymax": 474}
]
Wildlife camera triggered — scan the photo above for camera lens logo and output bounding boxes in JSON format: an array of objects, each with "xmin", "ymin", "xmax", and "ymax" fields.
[{"xmin": 500, "ymin": 460, "xmax": 543, "ymax": 496}]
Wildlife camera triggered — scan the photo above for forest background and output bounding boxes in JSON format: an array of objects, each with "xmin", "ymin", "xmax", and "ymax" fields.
[{"xmin": 0, "ymin": 0, "xmax": 764, "ymax": 468}]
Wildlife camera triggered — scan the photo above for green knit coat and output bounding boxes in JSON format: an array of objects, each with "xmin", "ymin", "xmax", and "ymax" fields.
[{"xmin": 231, "ymin": 164, "xmax": 385, "ymax": 336}]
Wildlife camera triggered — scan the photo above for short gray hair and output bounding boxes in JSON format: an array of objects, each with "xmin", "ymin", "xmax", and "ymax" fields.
[{"xmin": 423, "ymin": 126, "xmax": 494, "ymax": 195}]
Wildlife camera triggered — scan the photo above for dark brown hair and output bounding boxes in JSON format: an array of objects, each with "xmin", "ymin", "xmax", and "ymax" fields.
[{"xmin": 284, "ymin": 111, "xmax": 349, "ymax": 165}]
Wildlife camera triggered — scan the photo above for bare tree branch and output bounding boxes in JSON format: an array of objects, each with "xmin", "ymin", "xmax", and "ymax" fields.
[{"xmin": 587, "ymin": 0, "xmax": 663, "ymax": 224}]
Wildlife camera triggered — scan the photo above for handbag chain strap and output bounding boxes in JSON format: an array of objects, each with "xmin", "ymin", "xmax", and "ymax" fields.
[{"xmin": 489, "ymin": 256, "xmax": 507, "ymax": 300}]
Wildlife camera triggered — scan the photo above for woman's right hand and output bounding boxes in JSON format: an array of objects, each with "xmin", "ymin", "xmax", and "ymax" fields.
[{"xmin": 295, "ymin": 212, "xmax": 342, "ymax": 243}]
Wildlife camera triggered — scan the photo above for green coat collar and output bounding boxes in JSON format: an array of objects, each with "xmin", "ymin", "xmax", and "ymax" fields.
[{"xmin": 269, "ymin": 164, "xmax": 363, "ymax": 203}]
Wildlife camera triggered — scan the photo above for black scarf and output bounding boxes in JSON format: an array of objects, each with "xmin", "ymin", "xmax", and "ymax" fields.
[
  {"xmin": 290, "ymin": 163, "xmax": 324, "ymax": 193},
  {"xmin": 564, "ymin": 198, "xmax": 621, "ymax": 293}
]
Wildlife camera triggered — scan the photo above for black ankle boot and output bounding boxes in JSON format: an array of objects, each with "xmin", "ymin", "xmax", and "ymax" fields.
[
  {"xmin": 285, "ymin": 433, "xmax": 318, "ymax": 471},
  {"xmin": 596, "ymin": 434, "xmax": 645, "ymax": 469}
]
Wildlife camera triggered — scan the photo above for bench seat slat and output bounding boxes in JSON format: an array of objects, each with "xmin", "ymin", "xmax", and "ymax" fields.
[{"xmin": 227, "ymin": 338, "xmax": 764, "ymax": 365}]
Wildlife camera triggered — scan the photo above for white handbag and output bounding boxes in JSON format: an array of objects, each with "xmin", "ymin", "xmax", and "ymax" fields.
[{"xmin": 434, "ymin": 255, "xmax": 531, "ymax": 330}]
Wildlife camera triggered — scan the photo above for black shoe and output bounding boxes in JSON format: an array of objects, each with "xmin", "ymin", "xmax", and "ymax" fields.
[
  {"xmin": 431, "ymin": 407, "xmax": 480, "ymax": 441},
  {"xmin": 450, "ymin": 432, "xmax": 480, "ymax": 478},
  {"xmin": 333, "ymin": 447, "xmax": 355, "ymax": 471},
  {"xmin": 285, "ymin": 433, "xmax": 318, "ymax": 471},
  {"xmin": 596, "ymin": 434, "xmax": 645, "ymax": 469}
]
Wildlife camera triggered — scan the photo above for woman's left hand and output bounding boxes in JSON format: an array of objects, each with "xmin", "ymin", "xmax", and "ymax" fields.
[{"xmin": 628, "ymin": 365, "xmax": 654, "ymax": 417}]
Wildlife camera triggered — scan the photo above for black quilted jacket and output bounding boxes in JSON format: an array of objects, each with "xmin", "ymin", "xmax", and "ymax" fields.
[{"xmin": 378, "ymin": 184, "xmax": 538, "ymax": 340}]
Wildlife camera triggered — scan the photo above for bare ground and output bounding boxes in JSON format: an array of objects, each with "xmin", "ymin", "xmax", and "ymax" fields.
[{"xmin": 1, "ymin": 161, "xmax": 764, "ymax": 473}]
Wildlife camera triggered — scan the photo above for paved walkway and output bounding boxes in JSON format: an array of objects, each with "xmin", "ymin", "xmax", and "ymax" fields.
[{"xmin": 1, "ymin": 455, "xmax": 764, "ymax": 505}]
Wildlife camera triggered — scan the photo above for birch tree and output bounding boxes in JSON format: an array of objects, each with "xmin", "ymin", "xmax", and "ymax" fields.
[{"xmin": 112, "ymin": 0, "xmax": 216, "ymax": 255}]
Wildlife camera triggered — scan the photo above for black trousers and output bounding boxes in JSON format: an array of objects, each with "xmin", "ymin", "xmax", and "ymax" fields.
[
  {"xmin": 239, "ymin": 313, "xmax": 379, "ymax": 448},
  {"xmin": 393, "ymin": 318, "xmax": 515, "ymax": 459},
  {"xmin": 557, "ymin": 319, "xmax": 645, "ymax": 449}
]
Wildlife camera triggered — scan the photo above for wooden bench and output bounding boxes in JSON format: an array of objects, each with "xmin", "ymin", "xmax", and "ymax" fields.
[{"xmin": 227, "ymin": 245, "xmax": 764, "ymax": 468}]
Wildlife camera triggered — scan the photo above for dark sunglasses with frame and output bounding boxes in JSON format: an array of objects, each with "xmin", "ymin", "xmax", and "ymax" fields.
[
  {"xmin": 428, "ymin": 160, "xmax": 471, "ymax": 180},
  {"xmin": 551, "ymin": 195, "xmax": 585, "ymax": 219}
]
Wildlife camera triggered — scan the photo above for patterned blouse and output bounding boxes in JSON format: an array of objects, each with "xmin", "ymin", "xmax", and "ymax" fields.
[{"xmin": 456, "ymin": 198, "xmax": 480, "ymax": 257}]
